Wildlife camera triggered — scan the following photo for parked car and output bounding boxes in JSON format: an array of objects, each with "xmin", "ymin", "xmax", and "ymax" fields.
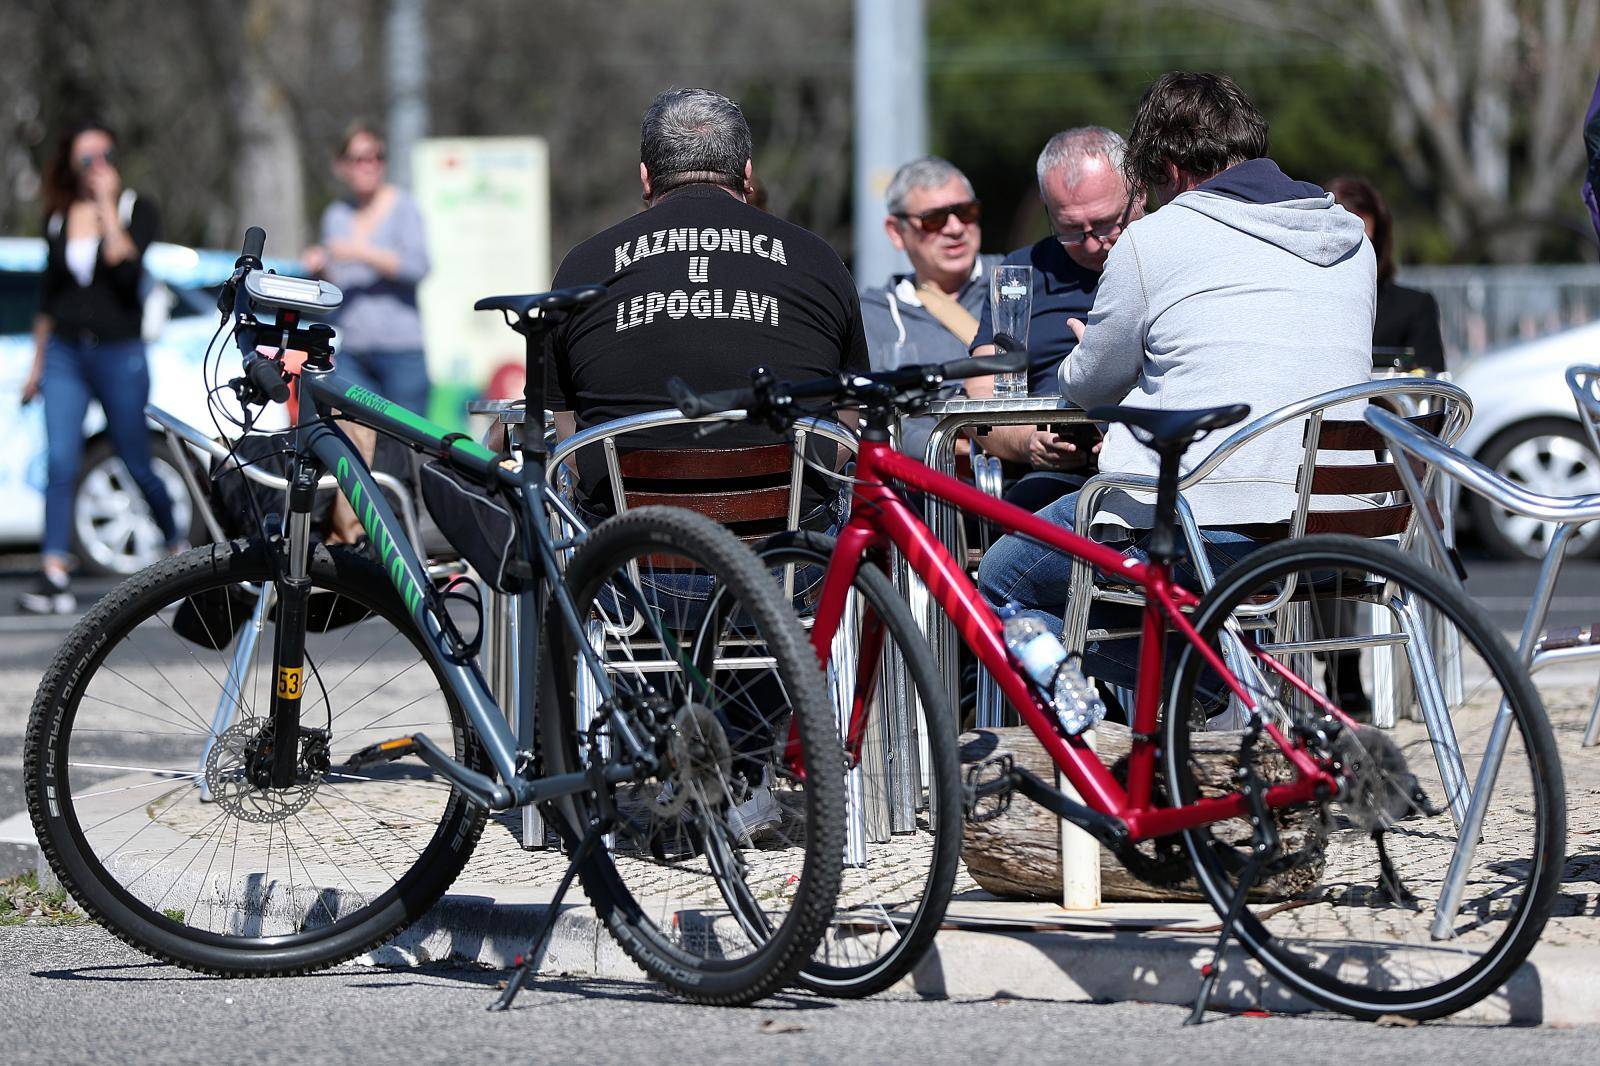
[
  {"xmin": 0, "ymin": 237, "xmax": 296, "ymax": 574},
  {"xmin": 1452, "ymin": 319, "xmax": 1600, "ymax": 559}
]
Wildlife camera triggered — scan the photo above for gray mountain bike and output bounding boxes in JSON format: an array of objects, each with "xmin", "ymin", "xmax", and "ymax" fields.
[{"xmin": 23, "ymin": 227, "xmax": 844, "ymax": 1009}]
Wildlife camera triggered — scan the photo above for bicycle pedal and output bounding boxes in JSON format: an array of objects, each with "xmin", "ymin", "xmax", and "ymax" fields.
[
  {"xmin": 963, "ymin": 754, "xmax": 1016, "ymax": 821},
  {"xmin": 343, "ymin": 737, "xmax": 418, "ymax": 771}
]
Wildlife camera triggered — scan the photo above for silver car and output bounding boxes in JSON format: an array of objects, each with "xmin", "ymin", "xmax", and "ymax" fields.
[{"xmin": 1453, "ymin": 320, "xmax": 1600, "ymax": 558}]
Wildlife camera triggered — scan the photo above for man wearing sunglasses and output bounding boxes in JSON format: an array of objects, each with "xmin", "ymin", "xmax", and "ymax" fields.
[
  {"xmin": 861, "ymin": 156, "xmax": 1000, "ymax": 458},
  {"xmin": 968, "ymin": 127, "xmax": 1143, "ymax": 509}
]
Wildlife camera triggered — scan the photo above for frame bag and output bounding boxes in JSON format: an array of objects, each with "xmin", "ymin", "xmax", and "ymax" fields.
[{"xmin": 419, "ymin": 461, "xmax": 525, "ymax": 593}]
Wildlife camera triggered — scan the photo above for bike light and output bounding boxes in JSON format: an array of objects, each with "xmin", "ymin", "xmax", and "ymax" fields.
[{"xmin": 245, "ymin": 271, "xmax": 344, "ymax": 314}]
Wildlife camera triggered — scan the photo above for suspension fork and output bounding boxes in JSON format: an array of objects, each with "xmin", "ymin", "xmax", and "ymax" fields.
[{"xmin": 268, "ymin": 453, "xmax": 320, "ymax": 788}]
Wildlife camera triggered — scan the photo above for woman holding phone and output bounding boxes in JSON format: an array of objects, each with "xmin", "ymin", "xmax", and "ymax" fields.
[{"xmin": 18, "ymin": 120, "xmax": 179, "ymax": 614}]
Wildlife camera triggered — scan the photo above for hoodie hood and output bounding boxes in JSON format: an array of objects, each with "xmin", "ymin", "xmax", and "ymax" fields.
[{"xmin": 1174, "ymin": 158, "xmax": 1365, "ymax": 267}]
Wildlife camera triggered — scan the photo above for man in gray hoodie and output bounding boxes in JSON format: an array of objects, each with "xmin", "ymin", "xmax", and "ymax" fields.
[{"xmin": 979, "ymin": 71, "xmax": 1373, "ymax": 687}]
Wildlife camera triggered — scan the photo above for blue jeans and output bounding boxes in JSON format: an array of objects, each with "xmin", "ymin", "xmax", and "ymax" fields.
[
  {"xmin": 42, "ymin": 337, "xmax": 178, "ymax": 559},
  {"xmin": 976, "ymin": 490, "xmax": 1261, "ymax": 697},
  {"xmin": 335, "ymin": 347, "xmax": 431, "ymax": 415}
]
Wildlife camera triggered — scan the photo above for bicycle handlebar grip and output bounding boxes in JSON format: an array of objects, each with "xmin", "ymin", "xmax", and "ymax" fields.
[
  {"xmin": 938, "ymin": 332, "xmax": 1029, "ymax": 382},
  {"xmin": 240, "ymin": 226, "xmax": 266, "ymax": 264},
  {"xmin": 666, "ymin": 377, "xmax": 753, "ymax": 418},
  {"xmin": 245, "ymin": 354, "xmax": 290, "ymax": 404}
]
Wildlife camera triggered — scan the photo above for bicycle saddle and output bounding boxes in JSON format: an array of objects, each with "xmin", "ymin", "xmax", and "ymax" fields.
[
  {"xmin": 474, "ymin": 284, "xmax": 607, "ymax": 319},
  {"xmin": 1087, "ymin": 403, "xmax": 1250, "ymax": 450}
]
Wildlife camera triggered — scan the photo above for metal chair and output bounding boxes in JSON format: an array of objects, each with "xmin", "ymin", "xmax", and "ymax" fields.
[
  {"xmin": 1052, "ymin": 378, "xmax": 1472, "ymax": 735},
  {"xmin": 1368, "ymin": 363, "xmax": 1600, "ymax": 749},
  {"xmin": 544, "ymin": 411, "xmax": 891, "ymax": 862}
]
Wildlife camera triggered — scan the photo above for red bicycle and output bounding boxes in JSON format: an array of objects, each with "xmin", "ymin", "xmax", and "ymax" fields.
[{"xmin": 671, "ymin": 346, "xmax": 1563, "ymax": 1022}]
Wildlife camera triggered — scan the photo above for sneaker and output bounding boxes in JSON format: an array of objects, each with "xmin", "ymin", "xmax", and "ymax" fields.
[
  {"xmin": 19, "ymin": 571, "xmax": 76, "ymax": 615},
  {"xmin": 726, "ymin": 785, "xmax": 782, "ymax": 844}
]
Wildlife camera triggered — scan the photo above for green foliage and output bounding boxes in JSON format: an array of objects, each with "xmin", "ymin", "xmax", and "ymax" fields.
[{"xmin": 927, "ymin": 0, "xmax": 1448, "ymax": 261}]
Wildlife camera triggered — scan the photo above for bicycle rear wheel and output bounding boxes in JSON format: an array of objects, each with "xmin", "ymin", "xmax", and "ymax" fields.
[
  {"xmin": 24, "ymin": 542, "xmax": 487, "ymax": 975},
  {"xmin": 1167, "ymin": 534, "xmax": 1564, "ymax": 1020},
  {"xmin": 541, "ymin": 508, "xmax": 844, "ymax": 1005},
  {"xmin": 758, "ymin": 532, "xmax": 962, "ymax": 998}
]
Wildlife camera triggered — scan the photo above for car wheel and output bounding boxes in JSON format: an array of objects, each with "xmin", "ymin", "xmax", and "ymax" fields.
[
  {"xmin": 71, "ymin": 436, "xmax": 196, "ymax": 576},
  {"xmin": 1469, "ymin": 418, "xmax": 1600, "ymax": 560}
]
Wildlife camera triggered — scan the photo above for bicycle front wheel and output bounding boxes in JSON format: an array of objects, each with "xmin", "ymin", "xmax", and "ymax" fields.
[
  {"xmin": 1167, "ymin": 534, "xmax": 1564, "ymax": 1020},
  {"xmin": 24, "ymin": 541, "xmax": 488, "ymax": 975},
  {"xmin": 542, "ymin": 507, "xmax": 844, "ymax": 1005},
  {"xmin": 759, "ymin": 531, "xmax": 962, "ymax": 999}
]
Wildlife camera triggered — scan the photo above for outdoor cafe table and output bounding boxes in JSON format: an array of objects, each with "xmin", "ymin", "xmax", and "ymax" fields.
[{"xmin": 915, "ymin": 396, "xmax": 1096, "ymax": 724}]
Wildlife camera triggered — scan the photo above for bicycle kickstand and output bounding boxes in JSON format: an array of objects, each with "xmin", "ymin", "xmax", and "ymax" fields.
[
  {"xmin": 489, "ymin": 817, "xmax": 606, "ymax": 1013},
  {"xmin": 1185, "ymin": 762, "xmax": 1279, "ymax": 1026}
]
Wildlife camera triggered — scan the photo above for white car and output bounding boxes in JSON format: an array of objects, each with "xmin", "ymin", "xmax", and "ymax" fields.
[
  {"xmin": 0, "ymin": 237, "xmax": 296, "ymax": 574},
  {"xmin": 1453, "ymin": 321, "xmax": 1600, "ymax": 559}
]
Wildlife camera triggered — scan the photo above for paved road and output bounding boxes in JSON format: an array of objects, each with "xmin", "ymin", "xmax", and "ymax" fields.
[{"xmin": 1, "ymin": 925, "xmax": 1596, "ymax": 1065}]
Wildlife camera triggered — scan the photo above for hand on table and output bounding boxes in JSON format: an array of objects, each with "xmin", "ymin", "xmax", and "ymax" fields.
[{"xmin": 1027, "ymin": 429, "xmax": 1100, "ymax": 470}]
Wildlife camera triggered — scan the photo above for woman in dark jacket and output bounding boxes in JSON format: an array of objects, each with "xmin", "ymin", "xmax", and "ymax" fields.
[
  {"xmin": 17, "ymin": 120, "xmax": 179, "ymax": 614},
  {"xmin": 1327, "ymin": 175, "xmax": 1447, "ymax": 372}
]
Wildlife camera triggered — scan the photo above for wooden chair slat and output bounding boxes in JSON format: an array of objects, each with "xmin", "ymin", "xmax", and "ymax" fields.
[
  {"xmin": 1306, "ymin": 462, "xmax": 1410, "ymax": 496},
  {"xmin": 618, "ymin": 443, "xmax": 792, "ymax": 480},
  {"xmin": 623, "ymin": 485, "xmax": 791, "ymax": 523},
  {"xmin": 1314, "ymin": 410, "xmax": 1445, "ymax": 451},
  {"xmin": 1303, "ymin": 502, "xmax": 1414, "ymax": 537}
]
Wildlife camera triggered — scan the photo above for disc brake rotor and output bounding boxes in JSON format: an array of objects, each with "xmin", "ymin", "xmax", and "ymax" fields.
[{"xmin": 205, "ymin": 717, "xmax": 319, "ymax": 824}]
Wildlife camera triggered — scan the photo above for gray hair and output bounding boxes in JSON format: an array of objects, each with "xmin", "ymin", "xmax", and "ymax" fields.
[
  {"xmin": 885, "ymin": 156, "xmax": 974, "ymax": 216},
  {"xmin": 1036, "ymin": 126, "xmax": 1127, "ymax": 194},
  {"xmin": 641, "ymin": 87, "xmax": 752, "ymax": 192}
]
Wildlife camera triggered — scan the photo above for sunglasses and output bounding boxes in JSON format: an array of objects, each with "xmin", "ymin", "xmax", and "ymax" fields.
[
  {"xmin": 1049, "ymin": 198, "xmax": 1134, "ymax": 248},
  {"xmin": 343, "ymin": 151, "xmax": 386, "ymax": 165},
  {"xmin": 77, "ymin": 149, "xmax": 116, "ymax": 169},
  {"xmin": 895, "ymin": 200, "xmax": 981, "ymax": 233}
]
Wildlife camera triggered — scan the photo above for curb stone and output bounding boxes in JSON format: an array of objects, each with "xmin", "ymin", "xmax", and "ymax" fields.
[{"xmin": 372, "ymin": 889, "xmax": 1596, "ymax": 1026}]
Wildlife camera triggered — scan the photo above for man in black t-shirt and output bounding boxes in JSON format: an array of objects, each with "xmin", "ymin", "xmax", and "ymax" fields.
[{"xmin": 548, "ymin": 87, "xmax": 868, "ymax": 518}]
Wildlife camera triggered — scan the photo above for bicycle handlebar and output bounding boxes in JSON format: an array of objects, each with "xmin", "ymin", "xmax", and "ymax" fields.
[
  {"xmin": 238, "ymin": 226, "xmax": 266, "ymax": 267},
  {"xmin": 221, "ymin": 226, "xmax": 294, "ymax": 406},
  {"xmin": 244, "ymin": 349, "xmax": 291, "ymax": 403},
  {"xmin": 668, "ymin": 332, "xmax": 1030, "ymax": 424}
]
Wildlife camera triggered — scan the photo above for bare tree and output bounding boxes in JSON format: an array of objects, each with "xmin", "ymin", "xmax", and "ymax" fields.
[{"xmin": 1185, "ymin": 0, "xmax": 1600, "ymax": 261}]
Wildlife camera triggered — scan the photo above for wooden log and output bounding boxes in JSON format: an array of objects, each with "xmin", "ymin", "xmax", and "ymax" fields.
[{"xmin": 959, "ymin": 723, "xmax": 1326, "ymax": 902}]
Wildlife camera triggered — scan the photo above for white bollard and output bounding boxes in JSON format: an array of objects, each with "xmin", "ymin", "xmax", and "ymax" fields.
[{"xmin": 1058, "ymin": 729, "xmax": 1101, "ymax": 910}]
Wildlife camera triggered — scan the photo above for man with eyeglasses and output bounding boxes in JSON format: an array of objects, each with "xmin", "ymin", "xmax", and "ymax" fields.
[
  {"xmin": 979, "ymin": 72, "xmax": 1373, "ymax": 710},
  {"xmin": 860, "ymin": 156, "xmax": 1000, "ymax": 458},
  {"xmin": 968, "ymin": 127, "xmax": 1143, "ymax": 508}
]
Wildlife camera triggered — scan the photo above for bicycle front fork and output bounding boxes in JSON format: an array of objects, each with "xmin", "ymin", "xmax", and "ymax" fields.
[{"xmin": 266, "ymin": 458, "xmax": 318, "ymax": 788}]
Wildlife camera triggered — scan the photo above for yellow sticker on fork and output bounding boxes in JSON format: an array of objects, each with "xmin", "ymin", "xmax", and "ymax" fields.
[{"xmin": 276, "ymin": 666, "xmax": 304, "ymax": 700}]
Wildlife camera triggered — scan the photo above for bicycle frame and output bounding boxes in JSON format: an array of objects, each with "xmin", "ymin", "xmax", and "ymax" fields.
[
  {"xmin": 809, "ymin": 436, "xmax": 1335, "ymax": 843},
  {"xmin": 264, "ymin": 359, "xmax": 629, "ymax": 813}
]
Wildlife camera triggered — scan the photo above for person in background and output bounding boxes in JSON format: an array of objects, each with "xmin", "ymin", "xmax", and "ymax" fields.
[
  {"xmin": 860, "ymin": 156, "xmax": 1000, "ymax": 458},
  {"xmin": 969, "ymin": 128, "xmax": 1145, "ymax": 511},
  {"xmin": 1327, "ymin": 176, "xmax": 1446, "ymax": 373},
  {"xmin": 18, "ymin": 120, "xmax": 179, "ymax": 614},
  {"xmin": 302, "ymin": 121, "xmax": 432, "ymax": 415}
]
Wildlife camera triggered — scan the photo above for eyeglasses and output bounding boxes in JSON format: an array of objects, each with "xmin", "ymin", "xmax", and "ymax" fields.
[
  {"xmin": 1049, "ymin": 198, "xmax": 1134, "ymax": 247},
  {"xmin": 895, "ymin": 200, "xmax": 981, "ymax": 234},
  {"xmin": 342, "ymin": 151, "xmax": 386, "ymax": 165},
  {"xmin": 77, "ymin": 149, "xmax": 115, "ymax": 169}
]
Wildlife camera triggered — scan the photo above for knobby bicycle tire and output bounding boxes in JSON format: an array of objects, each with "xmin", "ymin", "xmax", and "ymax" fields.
[
  {"xmin": 24, "ymin": 541, "xmax": 488, "ymax": 976},
  {"xmin": 1166, "ymin": 534, "xmax": 1564, "ymax": 1020},
  {"xmin": 540, "ymin": 507, "xmax": 845, "ymax": 1006},
  {"xmin": 757, "ymin": 531, "xmax": 962, "ymax": 998}
]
